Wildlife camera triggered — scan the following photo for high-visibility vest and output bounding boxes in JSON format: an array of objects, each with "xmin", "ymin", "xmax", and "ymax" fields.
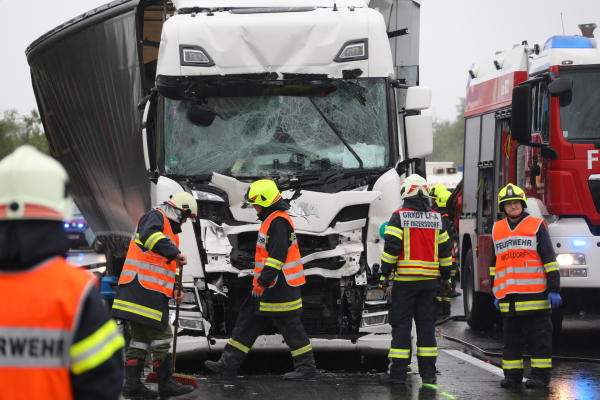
[
  {"xmin": 391, "ymin": 208, "xmax": 446, "ymax": 281},
  {"xmin": 252, "ymin": 211, "xmax": 305, "ymax": 295},
  {"xmin": 0, "ymin": 257, "xmax": 115, "ymax": 399},
  {"xmin": 492, "ymin": 216, "xmax": 547, "ymax": 299},
  {"xmin": 118, "ymin": 209, "xmax": 179, "ymax": 298}
]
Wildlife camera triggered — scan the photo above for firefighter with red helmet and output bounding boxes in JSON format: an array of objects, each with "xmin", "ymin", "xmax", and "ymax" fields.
[
  {"xmin": 379, "ymin": 174, "xmax": 453, "ymax": 386},
  {"xmin": 490, "ymin": 183, "xmax": 561, "ymax": 389}
]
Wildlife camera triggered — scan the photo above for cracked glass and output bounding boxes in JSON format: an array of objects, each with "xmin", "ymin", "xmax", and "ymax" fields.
[{"xmin": 163, "ymin": 78, "xmax": 390, "ymax": 178}]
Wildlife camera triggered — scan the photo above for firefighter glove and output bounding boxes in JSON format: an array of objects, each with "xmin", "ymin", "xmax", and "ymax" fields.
[{"xmin": 548, "ymin": 292, "xmax": 562, "ymax": 309}]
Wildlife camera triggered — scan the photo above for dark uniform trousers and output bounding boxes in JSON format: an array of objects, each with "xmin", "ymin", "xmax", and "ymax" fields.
[
  {"xmin": 503, "ymin": 314, "xmax": 553, "ymax": 382},
  {"xmin": 389, "ymin": 283, "xmax": 438, "ymax": 379},
  {"xmin": 222, "ymin": 296, "xmax": 315, "ymax": 371},
  {"xmin": 124, "ymin": 321, "xmax": 173, "ymax": 362}
]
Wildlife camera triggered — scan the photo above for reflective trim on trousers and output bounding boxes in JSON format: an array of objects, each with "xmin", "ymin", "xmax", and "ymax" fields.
[
  {"xmin": 388, "ymin": 348, "xmax": 411, "ymax": 359},
  {"xmin": 0, "ymin": 327, "xmax": 71, "ymax": 367},
  {"xmin": 259, "ymin": 299, "xmax": 302, "ymax": 312},
  {"xmin": 112, "ymin": 299, "xmax": 163, "ymax": 322},
  {"xmin": 228, "ymin": 339, "xmax": 250, "ymax": 354},
  {"xmin": 416, "ymin": 347, "xmax": 438, "ymax": 357},
  {"xmin": 530, "ymin": 358, "xmax": 552, "ymax": 369},
  {"xmin": 291, "ymin": 344, "xmax": 313, "ymax": 357},
  {"xmin": 502, "ymin": 359, "xmax": 524, "ymax": 370}
]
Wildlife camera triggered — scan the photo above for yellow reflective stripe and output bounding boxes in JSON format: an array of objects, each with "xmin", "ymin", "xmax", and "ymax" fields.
[
  {"xmin": 530, "ymin": 358, "xmax": 552, "ymax": 368},
  {"xmin": 544, "ymin": 262, "xmax": 559, "ymax": 273},
  {"xmin": 502, "ymin": 359, "xmax": 524, "ymax": 369},
  {"xmin": 395, "ymin": 268, "xmax": 440, "ymax": 276},
  {"xmin": 434, "ymin": 230, "xmax": 439, "ymax": 261},
  {"xmin": 70, "ymin": 320, "xmax": 125, "ymax": 375},
  {"xmin": 112, "ymin": 299, "xmax": 163, "ymax": 321},
  {"xmin": 388, "ymin": 348, "xmax": 411, "ymax": 359},
  {"xmin": 228, "ymin": 339, "xmax": 250, "ymax": 353},
  {"xmin": 384, "ymin": 226, "xmax": 403, "ymax": 240},
  {"xmin": 144, "ymin": 231, "xmax": 167, "ymax": 250},
  {"xmin": 417, "ymin": 347, "xmax": 438, "ymax": 357},
  {"xmin": 439, "ymin": 256, "xmax": 452, "ymax": 267},
  {"xmin": 291, "ymin": 344, "xmax": 313, "ymax": 357},
  {"xmin": 134, "ymin": 233, "xmax": 143, "ymax": 246},
  {"xmin": 397, "ymin": 260, "xmax": 439, "ymax": 267},
  {"xmin": 489, "ymin": 266, "xmax": 496, "ymax": 277},
  {"xmin": 265, "ymin": 257, "xmax": 283, "ymax": 270},
  {"xmin": 403, "ymin": 228, "xmax": 411, "ymax": 260},
  {"xmin": 259, "ymin": 299, "xmax": 302, "ymax": 312},
  {"xmin": 437, "ymin": 231, "xmax": 449, "ymax": 245},
  {"xmin": 514, "ymin": 300, "xmax": 550, "ymax": 311},
  {"xmin": 393, "ymin": 276, "xmax": 437, "ymax": 281},
  {"xmin": 381, "ymin": 251, "xmax": 398, "ymax": 264},
  {"xmin": 499, "ymin": 302, "xmax": 509, "ymax": 312}
]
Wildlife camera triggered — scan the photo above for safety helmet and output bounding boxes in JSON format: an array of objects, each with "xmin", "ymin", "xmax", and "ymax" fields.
[
  {"xmin": 497, "ymin": 183, "xmax": 527, "ymax": 212},
  {"xmin": 399, "ymin": 174, "xmax": 429, "ymax": 199},
  {"xmin": 0, "ymin": 145, "xmax": 72, "ymax": 221},
  {"xmin": 435, "ymin": 189, "xmax": 452, "ymax": 208},
  {"xmin": 429, "ymin": 183, "xmax": 447, "ymax": 198},
  {"xmin": 165, "ymin": 191, "xmax": 198, "ymax": 221},
  {"xmin": 245, "ymin": 179, "xmax": 281, "ymax": 208}
]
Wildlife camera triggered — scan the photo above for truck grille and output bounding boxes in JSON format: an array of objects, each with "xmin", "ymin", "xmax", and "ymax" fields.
[{"xmin": 589, "ymin": 180, "xmax": 600, "ymax": 213}]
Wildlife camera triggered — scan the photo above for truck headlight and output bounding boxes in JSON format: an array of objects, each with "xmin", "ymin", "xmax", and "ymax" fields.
[
  {"xmin": 556, "ymin": 253, "xmax": 586, "ymax": 266},
  {"xmin": 180, "ymin": 45, "xmax": 214, "ymax": 66},
  {"xmin": 334, "ymin": 39, "xmax": 368, "ymax": 62}
]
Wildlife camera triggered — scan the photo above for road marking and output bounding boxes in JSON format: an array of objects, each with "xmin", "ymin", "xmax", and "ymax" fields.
[{"xmin": 443, "ymin": 349, "xmax": 504, "ymax": 377}]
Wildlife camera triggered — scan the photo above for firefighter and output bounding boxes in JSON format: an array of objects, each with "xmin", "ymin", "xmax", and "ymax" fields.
[
  {"xmin": 0, "ymin": 146, "xmax": 125, "ymax": 399},
  {"xmin": 429, "ymin": 184, "xmax": 455, "ymax": 318},
  {"xmin": 379, "ymin": 174, "xmax": 453, "ymax": 386},
  {"xmin": 491, "ymin": 183, "xmax": 561, "ymax": 389},
  {"xmin": 112, "ymin": 192, "xmax": 197, "ymax": 398},
  {"xmin": 204, "ymin": 179, "xmax": 316, "ymax": 380}
]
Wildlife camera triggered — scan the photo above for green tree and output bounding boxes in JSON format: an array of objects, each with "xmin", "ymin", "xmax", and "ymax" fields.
[
  {"xmin": 0, "ymin": 109, "xmax": 48, "ymax": 159},
  {"xmin": 428, "ymin": 98, "xmax": 465, "ymax": 167}
]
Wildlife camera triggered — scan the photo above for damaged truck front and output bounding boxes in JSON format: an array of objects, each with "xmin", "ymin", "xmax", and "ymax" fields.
[{"xmin": 27, "ymin": 0, "xmax": 432, "ymax": 346}]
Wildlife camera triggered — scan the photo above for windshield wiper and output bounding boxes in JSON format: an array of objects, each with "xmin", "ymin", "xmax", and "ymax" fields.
[{"xmin": 308, "ymin": 98, "xmax": 364, "ymax": 169}]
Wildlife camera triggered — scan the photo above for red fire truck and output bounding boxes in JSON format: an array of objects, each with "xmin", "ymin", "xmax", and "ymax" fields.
[{"xmin": 457, "ymin": 23, "xmax": 600, "ymax": 333}]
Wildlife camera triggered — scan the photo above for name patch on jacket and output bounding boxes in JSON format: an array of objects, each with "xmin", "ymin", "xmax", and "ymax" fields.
[
  {"xmin": 0, "ymin": 328, "xmax": 69, "ymax": 367},
  {"xmin": 494, "ymin": 236, "xmax": 537, "ymax": 255},
  {"xmin": 398, "ymin": 211, "xmax": 442, "ymax": 230}
]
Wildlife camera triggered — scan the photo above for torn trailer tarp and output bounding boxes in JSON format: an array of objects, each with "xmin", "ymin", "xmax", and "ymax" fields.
[{"xmin": 26, "ymin": 0, "xmax": 150, "ymax": 249}]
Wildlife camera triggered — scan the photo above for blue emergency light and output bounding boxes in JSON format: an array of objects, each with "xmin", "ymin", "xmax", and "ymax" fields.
[{"xmin": 544, "ymin": 36, "xmax": 595, "ymax": 50}]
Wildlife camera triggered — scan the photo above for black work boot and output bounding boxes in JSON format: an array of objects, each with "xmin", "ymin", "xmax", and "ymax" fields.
[
  {"xmin": 525, "ymin": 370, "xmax": 550, "ymax": 389},
  {"xmin": 204, "ymin": 350, "xmax": 241, "ymax": 379},
  {"xmin": 500, "ymin": 371, "xmax": 523, "ymax": 389},
  {"xmin": 284, "ymin": 351, "xmax": 317, "ymax": 380},
  {"xmin": 122, "ymin": 358, "xmax": 159, "ymax": 399},
  {"xmin": 380, "ymin": 360, "xmax": 407, "ymax": 385},
  {"xmin": 205, "ymin": 359, "xmax": 238, "ymax": 379},
  {"xmin": 156, "ymin": 355, "xmax": 195, "ymax": 398}
]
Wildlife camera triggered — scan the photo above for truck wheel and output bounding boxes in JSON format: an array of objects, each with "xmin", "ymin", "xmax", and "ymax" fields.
[{"xmin": 462, "ymin": 248, "xmax": 496, "ymax": 330}]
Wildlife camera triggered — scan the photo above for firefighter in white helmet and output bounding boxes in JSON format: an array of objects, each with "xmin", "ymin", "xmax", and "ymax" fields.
[
  {"xmin": 112, "ymin": 191, "xmax": 197, "ymax": 398},
  {"xmin": 0, "ymin": 145, "xmax": 125, "ymax": 400},
  {"xmin": 379, "ymin": 174, "xmax": 453, "ymax": 386}
]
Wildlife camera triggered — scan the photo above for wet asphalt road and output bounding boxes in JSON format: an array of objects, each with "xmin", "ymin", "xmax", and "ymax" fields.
[{"xmin": 167, "ymin": 294, "xmax": 600, "ymax": 400}]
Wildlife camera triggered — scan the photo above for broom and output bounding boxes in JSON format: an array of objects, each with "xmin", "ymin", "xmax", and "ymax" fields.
[{"xmin": 146, "ymin": 264, "xmax": 198, "ymax": 388}]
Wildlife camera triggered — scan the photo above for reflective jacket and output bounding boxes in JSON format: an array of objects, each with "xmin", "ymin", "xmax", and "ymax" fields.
[
  {"xmin": 0, "ymin": 257, "xmax": 125, "ymax": 400},
  {"xmin": 113, "ymin": 209, "xmax": 180, "ymax": 329},
  {"xmin": 381, "ymin": 206, "xmax": 453, "ymax": 284},
  {"xmin": 490, "ymin": 214, "xmax": 560, "ymax": 315},
  {"xmin": 253, "ymin": 210, "xmax": 305, "ymax": 314}
]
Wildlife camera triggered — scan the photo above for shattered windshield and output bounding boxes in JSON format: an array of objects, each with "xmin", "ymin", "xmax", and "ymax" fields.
[{"xmin": 163, "ymin": 78, "xmax": 390, "ymax": 177}]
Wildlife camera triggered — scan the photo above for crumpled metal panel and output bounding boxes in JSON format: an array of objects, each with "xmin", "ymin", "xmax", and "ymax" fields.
[{"xmin": 26, "ymin": 1, "xmax": 150, "ymax": 244}]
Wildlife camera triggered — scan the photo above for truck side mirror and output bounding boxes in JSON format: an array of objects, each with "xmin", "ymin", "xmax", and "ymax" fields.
[
  {"xmin": 510, "ymin": 85, "xmax": 532, "ymax": 144},
  {"xmin": 405, "ymin": 114, "xmax": 433, "ymax": 159},
  {"xmin": 548, "ymin": 77, "xmax": 573, "ymax": 107},
  {"xmin": 405, "ymin": 86, "xmax": 432, "ymax": 111}
]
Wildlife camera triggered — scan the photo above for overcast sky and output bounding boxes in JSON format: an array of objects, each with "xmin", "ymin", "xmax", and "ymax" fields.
[{"xmin": 0, "ymin": 0, "xmax": 598, "ymax": 121}]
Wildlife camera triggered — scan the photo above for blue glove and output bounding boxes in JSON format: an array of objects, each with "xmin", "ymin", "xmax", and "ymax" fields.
[
  {"xmin": 493, "ymin": 298, "xmax": 500, "ymax": 310},
  {"xmin": 548, "ymin": 292, "xmax": 562, "ymax": 309}
]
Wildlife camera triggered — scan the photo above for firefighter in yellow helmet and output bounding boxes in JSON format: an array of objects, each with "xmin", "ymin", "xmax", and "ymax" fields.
[
  {"xmin": 0, "ymin": 146, "xmax": 125, "ymax": 400},
  {"xmin": 429, "ymin": 184, "xmax": 459, "ymax": 317},
  {"xmin": 112, "ymin": 191, "xmax": 197, "ymax": 398},
  {"xmin": 205, "ymin": 179, "xmax": 316, "ymax": 380},
  {"xmin": 379, "ymin": 174, "xmax": 453, "ymax": 386},
  {"xmin": 490, "ymin": 183, "xmax": 560, "ymax": 389}
]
